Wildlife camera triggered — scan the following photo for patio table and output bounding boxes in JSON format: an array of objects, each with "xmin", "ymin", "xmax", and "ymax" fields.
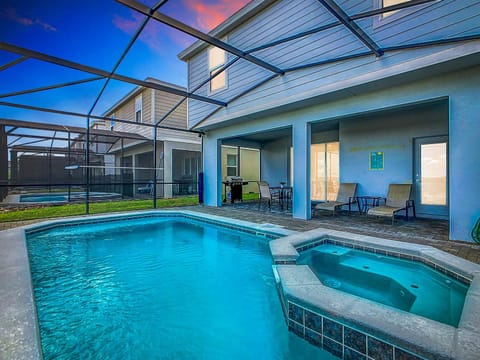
[{"xmin": 270, "ymin": 186, "xmax": 292, "ymax": 210}]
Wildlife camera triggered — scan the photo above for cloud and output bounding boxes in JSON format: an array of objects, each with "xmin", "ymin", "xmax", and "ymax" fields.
[
  {"xmin": 183, "ymin": 0, "xmax": 251, "ymax": 32},
  {"xmin": 112, "ymin": 11, "xmax": 143, "ymax": 35},
  {"xmin": 1, "ymin": 7, "xmax": 56, "ymax": 31},
  {"xmin": 113, "ymin": 11, "xmax": 194, "ymax": 52},
  {"xmin": 113, "ymin": 11, "xmax": 165, "ymax": 53},
  {"xmin": 112, "ymin": 0, "xmax": 251, "ymax": 52}
]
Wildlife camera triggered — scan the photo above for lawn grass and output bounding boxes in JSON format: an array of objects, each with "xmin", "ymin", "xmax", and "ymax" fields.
[{"xmin": 0, "ymin": 196, "xmax": 199, "ymax": 222}]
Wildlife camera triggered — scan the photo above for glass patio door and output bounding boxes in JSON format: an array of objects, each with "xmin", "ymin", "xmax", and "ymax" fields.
[
  {"xmin": 311, "ymin": 142, "xmax": 339, "ymax": 201},
  {"xmin": 414, "ymin": 136, "xmax": 448, "ymax": 218}
]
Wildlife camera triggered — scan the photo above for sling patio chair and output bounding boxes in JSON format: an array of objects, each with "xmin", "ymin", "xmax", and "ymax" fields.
[
  {"xmin": 313, "ymin": 182, "xmax": 359, "ymax": 216},
  {"xmin": 257, "ymin": 181, "xmax": 280, "ymax": 210},
  {"xmin": 367, "ymin": 183, "xmax": 416, "ymax": 225}
]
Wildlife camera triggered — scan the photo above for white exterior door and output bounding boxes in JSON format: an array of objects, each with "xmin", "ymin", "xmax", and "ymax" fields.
[{"xmin": 414, "ymin": 136, "xmax": 448, "ymax": 218}]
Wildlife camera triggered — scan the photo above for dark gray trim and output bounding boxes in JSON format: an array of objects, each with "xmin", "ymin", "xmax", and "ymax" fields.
[
  {"xmin": 247, "ymin": 22, "xmax": 341, "ymax": 53},
  {"xmin": 0, "ymin": 41, "xmax": 226, "ymax": 106},
  {"xmin": 317, "ymin": 0, "xmax": 384, "ymax": 57},
  {"xmin": 285, "ymin": 51, "xmax": 373, "ymax": 72},
  {"xmin": 88, "ymin": 0, "xmax": 169, "ymax": 116},
  {"xmin": 351, "ymin": 0, "xmax": 438, "ymax": 20},
  {"xmin": 383, "ymin": 34, "xmax": 480, "ymax": 51},
  {"xmin": 117, "ymin": 0, "xmax": 285, "ymax": 75},
  {"xmin": 156, "ymin": 57, "xmax": 241, "ymax": 126},
  {"xmin": 0, "ymin": 102, "xmax": 204, "ymax": 134},
  {"xmin": 193, "ymin": 73, "xmax": 279, "ymax": 130},
  {"xmin": 0, "ymin": 76, "xmax": 104, "ymax": 99},
  {"xmin": 0, "ymin": 55, "xmax": 29, "ymax": 72}
]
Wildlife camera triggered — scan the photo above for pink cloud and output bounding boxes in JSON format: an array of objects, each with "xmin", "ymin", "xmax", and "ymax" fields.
[
  {"xmin": 112, "ymin": 0, "xmax": 251, "ymax": 52},
  {"xmin": 183, "ymin": 0, "xmax": 251, "ymax": 32},
  {"xmin": 1, "ymin": 7, "xmax": 56, "ymax": 31},
  {"xmin": 113, "ymin": 11, "xmax": 166, "ymax": 53},
  {"xmin": 113, "ymin": 11, "xmax": 195, "ymax": 52}
]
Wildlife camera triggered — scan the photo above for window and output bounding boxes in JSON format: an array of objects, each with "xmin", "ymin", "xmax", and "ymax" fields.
[
  {"xmin": 135, "ymin": 95, "xmax": 142, "ymax": 123},
  {"xmin": 382, "ymin": 0, "xmax": 410, "ymax": 17},
  {"xmin": 226, "ymin": 154, "xmax": 237, "ymax": 176},
  {"xmin": 311, "ymin": 142, "xmax": 340, "ymax": 201},
  {"xmin": 184, "ymin": 157, "xmax": 199, "ymax": 176},
  {"xmin": 110, "ymin": 114, "xmax": 115, "ymax": 130},
  {"xmin": 208, "ymin": 46, "xmax": 226, "ymax": 92}
]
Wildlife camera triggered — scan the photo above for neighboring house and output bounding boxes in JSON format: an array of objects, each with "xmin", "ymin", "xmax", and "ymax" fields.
[
  {"xmin": 103, "ymin": 78, "xmax": 201, "ymax": 198},
  {"xmin": 179, "ymin": 0, "xmax": 480, "ymax": 241}
]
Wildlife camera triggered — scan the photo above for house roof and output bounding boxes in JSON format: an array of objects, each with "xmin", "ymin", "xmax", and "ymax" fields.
[
  {"xmin": 1, "ymin": 118, "xmax": 148, "ymax": 145},
  {"xmin": 102, "ymin": 77, "xmax": 187, "ymax": 117}
]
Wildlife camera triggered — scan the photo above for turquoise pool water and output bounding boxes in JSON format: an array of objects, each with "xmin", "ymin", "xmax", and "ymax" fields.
[
  {"xmin": 20, "ymin": 194, "xmax": 66, "ymax": 202},
  {"xmin": 20, "ymin": 192, "xmax": 120, "ymax": 202},
  {"xmin": 26, "ymin": 216, "xmax": 334, "ymax": 359},
  {"xmin": 297, "ymin": 244, "xmax": 469, "ymax": 327}
]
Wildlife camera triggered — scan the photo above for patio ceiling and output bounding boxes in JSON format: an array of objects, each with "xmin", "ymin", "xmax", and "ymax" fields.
[{"xmin": 1, "ymin": 0, "xmax": 479, "ymax": 136}]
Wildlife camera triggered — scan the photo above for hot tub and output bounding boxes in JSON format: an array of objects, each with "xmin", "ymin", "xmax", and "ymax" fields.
[{"xmin": 270, "ymin": 229, "xmax": 480, "ymax": 360}]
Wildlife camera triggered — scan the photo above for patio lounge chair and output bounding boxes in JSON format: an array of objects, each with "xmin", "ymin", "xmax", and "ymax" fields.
[
  {"xmin": 137, "ymin": 181, "xmax": 154, "ymax": 194},
  {"xmin": 367, "ymin": 184, "xmax": 415, "ymax": 224},
  {"xmin": 257, "ymin": 181, "xmax": 280, "ymax": 210},
  {"xmin": 313, "ymin": 183, "xmax": 359, "ymax": 216}
]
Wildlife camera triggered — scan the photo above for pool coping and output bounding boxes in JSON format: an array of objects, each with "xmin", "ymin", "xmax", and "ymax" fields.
[
  {"xmin": 0, "ymin": 209, "xmax": 294, "ymax": 360},
  {"xmin": 270, "ymin": 228, "xmax": 480, "ymax": 360}
]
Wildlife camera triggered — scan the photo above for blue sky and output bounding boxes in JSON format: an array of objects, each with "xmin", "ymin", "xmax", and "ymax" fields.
[{"xmin": 0, "ymin": 0, "xmax": 250, "ymax": 127}]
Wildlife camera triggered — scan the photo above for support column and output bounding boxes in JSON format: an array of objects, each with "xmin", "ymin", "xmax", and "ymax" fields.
[
  {"xmin": 292, "ymin": 122, "xmax": 311, "ymax": 219},
  {"xmin": 449, "ymin": 95, "xmax": 480, "ymax": 241},
  {"xmin": 153, "ymin": 126, "xmax": 157, "ymax": 208},
  {"xmin": 0, "ymin": 126, "xmax": 7, "ymax": 201},
  {"xmin": 164, "ymin": 142, "xmax": 173, "ymax": 198},
  {"xmin": 10, "ymin": 151, "xmax": 17, "ymax": 183},
  {"xmin": 203, "ymin": 136, "xmax": 222, "ymax": 206}
]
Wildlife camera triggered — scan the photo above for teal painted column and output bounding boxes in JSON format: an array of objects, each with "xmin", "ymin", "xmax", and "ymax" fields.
[
  {"xmin": 292, "ymin": 122, "xmax": 311, "ymax": 219},
  {"xmin": 203, "ymin": 135, "xmax": 222, "ymax": 206},
  {"xmin": 449, "ymin": 93, "xmax": 480, "ymax": 241}
]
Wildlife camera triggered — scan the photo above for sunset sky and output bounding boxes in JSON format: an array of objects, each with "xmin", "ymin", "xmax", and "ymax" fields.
[{"xmin": 0, "ymin": 0, "xmax": 250, "ymax": 126}]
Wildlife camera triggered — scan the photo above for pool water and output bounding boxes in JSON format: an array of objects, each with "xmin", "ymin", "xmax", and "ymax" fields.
[
  {"xmin": 297, "ymin": 244, "xmax": 469, "ymax": 327},
  {"xmin": 20, "ymin": 194, "xmax": 66, "ymax": 202},
  {"xmin": 27, "ymin": 217, "xmax": 334, "ymax": 359},
  {"xmin": 20, "ymin": 192, "xmax": 119, "ymax": 202}
]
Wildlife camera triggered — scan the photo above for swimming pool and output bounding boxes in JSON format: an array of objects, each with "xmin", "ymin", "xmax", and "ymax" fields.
[
  {"xmin": 19, "ymin": 192, "xmax": 120, "ymax": 203},
  {"xmin": 25, "ymin": 214, "xmax": 334, "ymax": 359},
  {"xmin": 297, "ymin": 244, "xmax": 468, "ymax": 327}
]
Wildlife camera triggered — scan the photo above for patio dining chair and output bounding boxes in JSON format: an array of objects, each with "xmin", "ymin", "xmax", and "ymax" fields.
[
  {"xmin": 367, "ymin": 184, "xmax": 415, "ymax": 224},
  {"xmin": 313, "ymin": 183, "xmax": 359, "ymax": 216},
  {"xmin": 257, "ymin": 181, "xmax": 280, "ymax": 210}
]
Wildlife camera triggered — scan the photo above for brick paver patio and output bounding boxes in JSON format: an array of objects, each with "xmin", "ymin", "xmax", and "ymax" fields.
[{"xmin": 1, "ymin": 203, "xmax": 479, "ymax": 264}]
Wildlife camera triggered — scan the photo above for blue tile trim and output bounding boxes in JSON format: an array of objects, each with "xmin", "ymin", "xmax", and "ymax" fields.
[
  {"xmin": 25, "ymin": 212, "xmax": 281, "ymax": 240},
  {"xmin": 286, "ymin": 301, "xmax": 426, "ymax": 360}
]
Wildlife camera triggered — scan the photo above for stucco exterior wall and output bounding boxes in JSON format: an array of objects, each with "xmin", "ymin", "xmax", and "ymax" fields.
[
  {"xmin": 201, "ymin": 65, "xmax": 480, "ymax": 241},
  {"xmin": 340, "ymin": 103, "xmax": 449, "ymax": 199}
]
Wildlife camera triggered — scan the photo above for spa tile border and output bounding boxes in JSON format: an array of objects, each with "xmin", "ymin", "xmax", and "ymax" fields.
[{"xmin": 287, "ymin": 301, "xmax": 425, "ymax": 360}]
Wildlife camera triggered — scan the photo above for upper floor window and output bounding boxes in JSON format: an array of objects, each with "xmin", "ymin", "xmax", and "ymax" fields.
[
  {"xmin": 135, "ymin": 95, "xmax": 142, "ymax": 123},
  {"xmin": 208, "ymin": 46, "xmax": 227, "ymax": 92},
  {"xmin": 110, "ymin": 114, "xmax": 115, "ymax": 130},
  {"xmin": 382, "ymin": 0, "xmax": 410, "ymax": 17}
]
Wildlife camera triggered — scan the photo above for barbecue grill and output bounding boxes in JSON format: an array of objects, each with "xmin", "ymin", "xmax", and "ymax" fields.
[{"xmin": 223, "ymin": 176, "xmax": 247, "ymax": 203}]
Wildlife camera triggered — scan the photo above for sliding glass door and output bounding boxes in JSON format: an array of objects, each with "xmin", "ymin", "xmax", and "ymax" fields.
[{"xmin": 311, "ymin": 142, "xmax": 339, "ymax": 201}]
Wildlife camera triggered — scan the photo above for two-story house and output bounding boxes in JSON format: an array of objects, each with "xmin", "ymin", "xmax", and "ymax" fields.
[
  {"xmin": 103, "ymin": 78, "xmax": 201, "ymax": 198},
  {"xmin": 179, "ymin": 0, "xmax": 480, "ymax": 241}
]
